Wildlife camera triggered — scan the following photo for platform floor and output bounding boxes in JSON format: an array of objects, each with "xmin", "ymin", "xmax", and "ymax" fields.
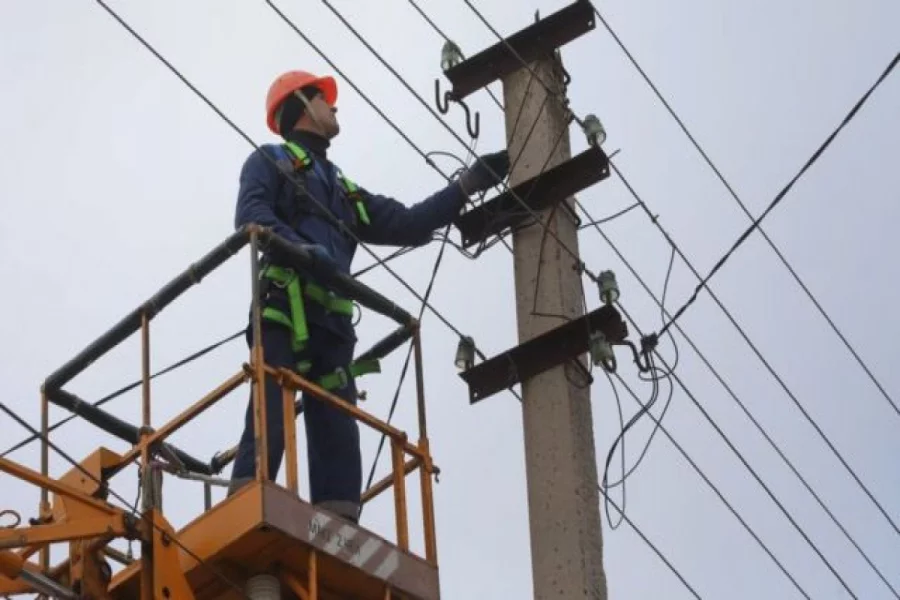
[{"xmin": 108, "ymin": 482, "xmax": 439, "ymax": 599}]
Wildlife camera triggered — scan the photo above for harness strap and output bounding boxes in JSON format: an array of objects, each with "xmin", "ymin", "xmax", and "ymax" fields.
[
  {"xmin": 280, "ymin": 142, "xmax": 370, "ymax": 227},
  {"xmin": 283, "ymin": 141, "xmax": 313, "ymax": 169},
  {"xmin": 317, "ymin": 359, "xmax": 382, "ymax": 392},
  {"xmin": 260, "ymin": 265, "xmax": 355, "ymax": 354},
  {"xmin": 261, "ymin": 265, "xmax": 309, "ymax": 352},
  {"xmin": 336, "ymin": 169, "xmax": 371, "ymax": 225},
  {"xmin": 304, "ymin": 281, "xmax": 354, "ymax": 316}
]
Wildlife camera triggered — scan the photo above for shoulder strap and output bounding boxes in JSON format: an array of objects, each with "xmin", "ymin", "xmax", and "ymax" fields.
[
  {"xmin": 335, "ymin": 169, "xmax": 371, "ymax": 226},
  {"xmin": 282, "ymin": 141, "xmax": 313, "ymax": 170},
  {"xmin": 276, "ymin": 142, "xmax": 370, "ymax": 232}
]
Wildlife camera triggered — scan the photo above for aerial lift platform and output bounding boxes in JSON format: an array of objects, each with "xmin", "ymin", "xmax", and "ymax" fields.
[{"xmin": 0, "ymin": 226, "xmax": 439, "ymax": 599}]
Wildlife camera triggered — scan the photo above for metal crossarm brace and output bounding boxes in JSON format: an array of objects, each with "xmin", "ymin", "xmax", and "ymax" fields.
[
  {"xmin": 459, "ymin": 305, "xmax": 627, "ymax": 404},
  {"xmin": 442, "ymin": 0, "xmax": 595, "ymax": 100},
  {"xmin": 455, "ymin": 145, "xmax": 609, "ymax": 248}
]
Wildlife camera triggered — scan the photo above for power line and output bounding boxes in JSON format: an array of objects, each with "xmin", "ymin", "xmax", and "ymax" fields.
[
  {"xmin": 609, "ymin": 160, "xmax": 900, "ymax": 539},
  {"xmin": 599, "ymin": 486, "xmax": 703, "ymax": 600},
  {"xmin": 642, "ymin": 346, "xmax": 857, "ymax": 596},
  {"xmin": 2, "ymin": 329, "xmax": 244, "ymax": 459},
  {"xmin": 610, "ymin": 372, "xmax": 809, "ymax": 598},
  {"xmin": 578, "ymin": 201, "xmax": 640, "ymax": 230},
  {"xmin": 0, "ymin": 399, "xmax": 252, "ymax": 600},
  {"xmin": 592, "ymin": 5, "xmax": 900, "ymax": 421},
  {"xmin": 578, "ymin": 200, "xmax": 897, "ymax": 595},
  {"xmin": 659, "ymin": 49, "xmax": 900, "ymax": 336}
]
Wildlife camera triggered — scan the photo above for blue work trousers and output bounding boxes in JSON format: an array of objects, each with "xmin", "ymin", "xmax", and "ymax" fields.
[{"xmin": 230, "ymin": 322, "xmax": 361, "ymax": 516}]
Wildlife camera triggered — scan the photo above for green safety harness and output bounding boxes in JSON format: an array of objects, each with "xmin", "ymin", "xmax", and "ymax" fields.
[{"xmin": 262, "ymin": 141, "xmax": 379, "ymax": 393}]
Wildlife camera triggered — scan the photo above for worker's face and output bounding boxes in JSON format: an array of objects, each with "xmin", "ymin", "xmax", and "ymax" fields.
[{"xmin": 299, "ymin": 90, "xmax": 340, "ymax": 139}]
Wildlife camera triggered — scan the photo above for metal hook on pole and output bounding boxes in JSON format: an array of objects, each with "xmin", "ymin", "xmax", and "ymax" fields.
[{"xmin": 434, "ymin": 79, "xmax": 480, "ymax": 139}]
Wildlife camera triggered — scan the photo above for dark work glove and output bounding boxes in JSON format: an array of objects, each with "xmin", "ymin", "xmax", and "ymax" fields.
[
  {"xmin": 300, "ymin": 243, "xmax": 339, "ymax": 274},
  {"xmin": 458, "ymin": 150, "xmax": 510, "ymax": 195}
]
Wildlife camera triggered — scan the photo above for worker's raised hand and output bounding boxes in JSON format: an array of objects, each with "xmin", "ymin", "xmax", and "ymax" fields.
[{"xmin": 459, "ymin": 150, "xmax": 510, "ymax": 195}]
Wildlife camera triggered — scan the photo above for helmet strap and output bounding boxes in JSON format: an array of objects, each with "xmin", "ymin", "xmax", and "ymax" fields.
[{"xmin": 292, "ymin": 89, "xmax": 328, "ymax": 135}]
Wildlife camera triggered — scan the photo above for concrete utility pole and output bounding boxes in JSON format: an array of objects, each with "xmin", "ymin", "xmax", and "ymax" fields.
[{"xmin": 502, "ymin": 54, "xmax": 607, "ymax": 599}]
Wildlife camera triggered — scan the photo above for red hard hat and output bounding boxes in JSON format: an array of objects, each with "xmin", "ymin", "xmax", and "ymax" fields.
[{"xmin": 265, "ymin": 70, "xmax": 338, "ymax": 134}]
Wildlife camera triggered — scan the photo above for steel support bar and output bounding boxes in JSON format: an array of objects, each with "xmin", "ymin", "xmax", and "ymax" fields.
[
  {"xmin": 43, "ymin": 228, "xmax": 250, "ymax": 392},
  {"xmin": 460, "ymin": 305, "xmax": 627, "ymax": 403},
  {"xmin": 455, "ymin": 145, "xmax": 609, "ymax": 247},
  {"xmin": 361, "ymin": 457, "xmax": 420, "ymax": 505},
  {"xmin": 270, "ymin": 366, "xmax": 426, "ymax": 460},
  {"xmin": 46, "ymin": 388, "xmax": 212, "ymax": 475},
  {"xmin": 0, "ymin": 516, "xmax": 128, "ymax": 550},
  {"xmin": 0, "ymin": 457, "xmax": 118, "ymax": 515},
  {"xmin": 443, "ymin": 0, "xmax": 595, "ymax": 100},
  {"xmin": 118, "ymin": 371, "xmax": 248, "ymax": 469},
  {"xmin": 355, "ymin": 324, "xmax": 415, "ymax": 363}
]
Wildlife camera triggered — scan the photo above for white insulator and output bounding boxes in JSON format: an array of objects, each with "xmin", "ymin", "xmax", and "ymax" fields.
[{"xmin": 245, "ymin": 574, "xmax": 281, "ymax": 600}]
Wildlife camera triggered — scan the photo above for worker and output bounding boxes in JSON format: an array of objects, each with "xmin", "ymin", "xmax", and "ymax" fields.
[{"xmin": 227, "ymin": 70, "xmax": 509, "ymax": 523}]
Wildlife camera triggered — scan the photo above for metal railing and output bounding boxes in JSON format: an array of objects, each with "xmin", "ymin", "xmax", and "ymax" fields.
[{"xmin": 19, "ymin": 224, "xmax": 437, "ymax": 581}]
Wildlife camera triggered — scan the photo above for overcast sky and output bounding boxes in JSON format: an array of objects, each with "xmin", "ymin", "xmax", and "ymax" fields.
[{"xmin": 1, "ymin": 0, "xmax": 899, "ymax": 598}]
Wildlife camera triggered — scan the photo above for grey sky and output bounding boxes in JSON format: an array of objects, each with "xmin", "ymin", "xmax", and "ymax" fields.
[{"xmin": 1, "ymin": 0, "xmax": 898, "ymax": 598}]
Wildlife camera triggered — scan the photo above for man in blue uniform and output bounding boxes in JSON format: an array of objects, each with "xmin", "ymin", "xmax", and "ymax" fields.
[{"xmin": 228, "ymin": 70, "xmax": 509, "ymax": 522}]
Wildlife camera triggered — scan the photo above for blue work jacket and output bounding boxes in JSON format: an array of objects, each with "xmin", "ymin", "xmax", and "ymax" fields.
[{"xmin": 235, "ymin": 131, "xmax": 466, "ymax": 341}]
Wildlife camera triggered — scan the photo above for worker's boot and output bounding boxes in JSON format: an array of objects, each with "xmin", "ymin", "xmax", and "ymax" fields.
[
  {"xmin": 226, "ymin": 476, "xmax": 253, "ymax": 497},
  {"xmin": 316, "ymin": 500, "xmax": 360, "ymax": 524}
]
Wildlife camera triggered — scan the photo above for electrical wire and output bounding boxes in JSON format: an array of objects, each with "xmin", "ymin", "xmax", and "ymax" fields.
[
  {"xmin": 601, "ymin": 354, "xmax": 676, "ymax": 533},
  {"xmin": 604, "ymin": 364, "xmax": 674, "ymax": 492},
  {"xmin": 579, "ymin": 200, "xmax": 898, "ymax": 594},
  {"xmin": 359, "ymin": 139, "xmax": 479, "ymax": 518},
  {"xmin": 352, "ymin": 245, "xmax": 417, "ymax": 278},
  {"xmin": 577, "ymin": 201, "xmax": 640, "ymax": 230},
  {"xmin": 359, "ymin": 234, "xmax": 450, "ymax": 518},
  {"xmin": 609, "ymin": 373, "xmax": 809, "ymax": 599},
  {"xmin": 659, "ymin": 50, "xmax": 900, "ymax": 337},
  {"xmin": 0, "ymin": 400, "xmax": 252, "ymax": 600},
  {"xmin": 529, "ymin": 123, "xmax": 577, "ymax": 322},
  {"xmin": 601, "ymin": 370, "xmax": 627, "ymax": 530},
  {"xmin": 1, "ymin": 329, "xmax": 244, "ymax": 459},
  {"xmin": 639, "ymin": 246, "xmax": 679, "ymax": 381},
  {"xmin": 608, "ymin": 160, "xmax": 900, "ymax": 539},
  {"xmin": 598, "ymin": 486, "xmax": 702, "ymax": 600},
  {"xmin": 592, "ymin": 5, "xmax": 900, "ymax": 422},
  {"xmin": 617, "ymin": 303, "xmax": 857, "ymax": 596}
]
